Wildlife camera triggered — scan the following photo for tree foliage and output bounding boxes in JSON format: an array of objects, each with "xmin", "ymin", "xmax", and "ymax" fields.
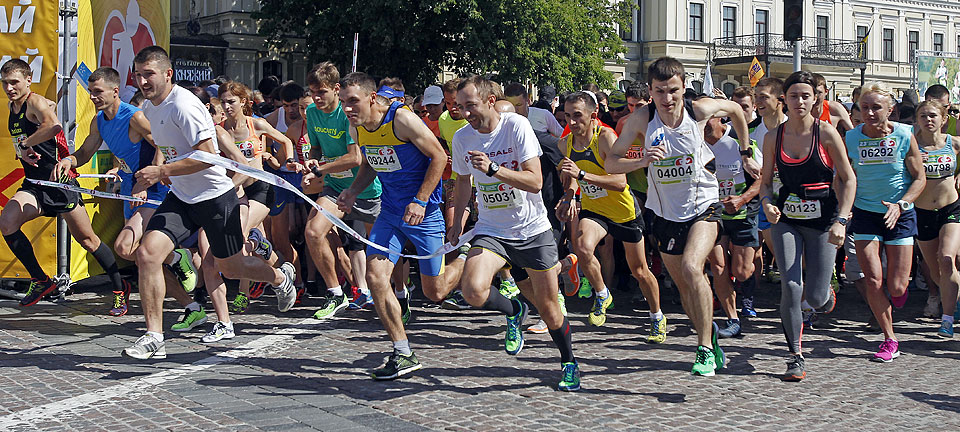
[{"xmin": 255, "ymin": 0, "xmax": 631, "ymax": 92}]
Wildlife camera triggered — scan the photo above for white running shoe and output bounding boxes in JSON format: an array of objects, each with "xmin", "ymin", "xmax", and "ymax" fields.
[
  {"xmin": 275, "ymin": 262, "xmax": 297, "ymax": 312},
  {"xmin": 122, "ymin": 333, "xmax": 166, "ymax": 360},
  {"xmin": 201, "ymin": 321, "xmax": 236, "ymax": 343}
]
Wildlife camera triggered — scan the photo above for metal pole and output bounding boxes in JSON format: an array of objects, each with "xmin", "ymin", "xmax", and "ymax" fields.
[
  {"xmin": 860, "ymin": 67, "xmax": 866, "ymax": 87},
  {"xmin": 57, "ymin": 2, "xmax": 78, "ymax": 295},
  {"xmin": 793, "ymin": 41, "xmax": 802, "ymax": 72}
]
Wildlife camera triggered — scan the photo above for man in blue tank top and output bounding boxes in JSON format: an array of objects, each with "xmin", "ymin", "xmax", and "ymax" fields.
[{"xmin": 53, "ymin": 67, "xmax": 204, "ymax": 326}]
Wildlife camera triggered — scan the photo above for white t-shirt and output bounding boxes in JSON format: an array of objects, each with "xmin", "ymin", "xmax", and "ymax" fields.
[
  {"xmin": 144, "ymin": 85, "xmax": 235, "ymax": 204},
  {"xmin": 452, "ymin": 113, "xmax": 552, "ymax": 240},
  {"xmin": 527, "ymin": 106, "xmax": 563, "ymax": 137}
]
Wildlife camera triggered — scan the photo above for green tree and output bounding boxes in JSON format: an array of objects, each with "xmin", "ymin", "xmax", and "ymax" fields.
[{"xmin": 255, "ymin": 0, "xmax": 631, "ymax": 92}]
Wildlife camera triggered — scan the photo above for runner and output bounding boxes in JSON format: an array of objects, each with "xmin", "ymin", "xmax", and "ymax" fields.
[
  {"xmin": 845, "ymin": 81, "xmax": 925, "ymax": 363},
  {"xmin": 911, "ymin": 100, "xmax": 960, "ymax": 338},
  {"xmin": 123, "ymin": 46, "xmax": 296, "ymax": 360},
  {"xmin": 0, "ymin": 59, "xmax": 124, "ymax": 308},
  {"xmin": 557, "ymin": 91, "xmax": 664, "ymax": 343},
  {"xmin": 605, "ymin": 56, "xmax": 753, "ymax": 376},
  {"xmin": 759, "ymin": 71, "xmax": 853, "ymax": 380},
  {"xmin": 334, "ymin": 72, "xmax": 453, "ymax": 380},
  {"xmin": 52, "ymin": 67, "xmax": 202, "ymax": 324},
  {"xmin": 924, "ymin": 84, "xmax": 960, "ymax": 135},
  {"xmin": 811, "ymin": 73, "xmax": 854, "ymax": 132},
  {"xmin": 704, "ymin": 113, "xmax": 761, "ymax": 339},
  {"xmin": 448, "ymin": 75, "xmax": 580, "ymax": 391},
  {"xmin": 300, "ymin": 62, "xmax": 384, "ymax": 320}
]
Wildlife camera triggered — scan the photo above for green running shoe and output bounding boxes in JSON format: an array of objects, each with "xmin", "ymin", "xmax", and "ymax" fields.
[
  {"xmin": 830, "ymin": 268, "xmax": 839, "ymax": 293},
  {"xmin": 577, "ymin": 277, "xmax": 593, "ymax": 298},
  {"xmin": 557, "ymin": 291, "xmax": 567, "ymax": 316},
  {"xmin": 711, "ymin": 321, "xmax": 725, "ymax": 369},
  {"xmin": 313, "ymin": 294, "xmax": 348, "ymax": 320},
  {"xmin": 171, "ymin": 307, "xmax": 208, "ymax": 332},
  {"xmin": 398, "ymin": 286, "xmax": 412, "ymax": 324},
  {"xmin": 558, "ymin": 362, "xmax": 581, "ymax": 392},
  {"xmin": 499, "ymin": 279, "xmax": 520, "ymax": 299},
  {"xmin": 691, "ymin": 345, "xmax": 718, "ymax": 376},
  {"xmin": 167, "ymin": 248, "xmax": 197, "ymax": 293},
  {"xmin": 229, "ymin": 293, "xmax": 249, "ymax": 314},
  {"xmin": 588, "ymin": 292, "xmax": 613, "ymax": 327},
  {"xmin": 371, "ymin": 351, "xmax": 422, "ymax": 380},
  {"xmin": 505, "ymin": 299, "xmax": 528, "ymax": 355}
]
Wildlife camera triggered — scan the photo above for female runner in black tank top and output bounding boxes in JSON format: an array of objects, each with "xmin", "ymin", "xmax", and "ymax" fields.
[{"xmin": 758, "ymin": 71, "xmax": 856, "ymax": 382}]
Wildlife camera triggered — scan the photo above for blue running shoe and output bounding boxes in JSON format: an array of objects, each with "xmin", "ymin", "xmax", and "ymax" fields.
[
  {"xmin": 938, "ymin": 319, "xmax": 955, "ymax": 338},
  {"xmin": 505, "ymin": 300, "xmax": 528, "ymax": 355},
  {"xmin": 741, "ymin": 296, "xmax": 757, "ymax": 318},
  {"xmin": 348, "ymin": 291, "xmax": 374, "ymax": 310}
]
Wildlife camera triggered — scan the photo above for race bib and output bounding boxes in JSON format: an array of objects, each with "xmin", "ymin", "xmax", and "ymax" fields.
[
  {"xmin": 13, "ymin": 134, "xmax": 25, "ymax": 159},
  {"xmin": 857, "ymin": 137, "xmax": 898, "ymax": 165},
  {"xmin": 478, "ymin": 181, "xmax": 522, "ymax": 210},
  {"xmin": 626, "ymin": 143, "xmax": 643, "ymax": 159},
  {"xmin": 782, "ymin": 194, "xmax": 821, "ymax": 220},
  {"xmin": 578, "ymin": 179, "xmax": 607, "ymax": 199},
  {"xmin": 923, "ymin": 153, "xmax": 955, "ymax": 179},
  {"xmin": 159, "ymin": 145, "xmax": 178, "ymax": 161},
  {"xmin": 718, "ymin": 178, "xmax": 743, "ymax": 198},
  {"xmin": 236, "ymin": 140, "xmax": 257, "ymax": 159},
  {"xmin": 321, "ymin": 156, "xmax": 354, "ymax": 179},
  {"xmin": 365, "ymin": 146, "xmax": 402, "ymax": 172},
  {"xmin": 651, "ymin": 154, "xmax": 695, "ymax": 185},
  {"xmin": 118, "ymin": 158, "xmax": 133, "ymax": 174}
]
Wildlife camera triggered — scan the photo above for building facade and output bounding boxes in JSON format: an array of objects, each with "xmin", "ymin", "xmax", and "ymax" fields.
[
  {"xmin": 610, "ymin": 0, "xmax": 960, "ymax": 99},
  {"xmin": 169, "ymin": 0, "xmax": 311, "ymax": 88}
]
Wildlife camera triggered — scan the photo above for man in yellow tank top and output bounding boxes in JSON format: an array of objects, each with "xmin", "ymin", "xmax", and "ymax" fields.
[{"xmin": 556, "ymin": 91, "xmax": 665, "ymax": 342}]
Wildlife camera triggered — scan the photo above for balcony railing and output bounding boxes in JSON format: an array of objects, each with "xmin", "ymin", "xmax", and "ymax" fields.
[{"xmin": 711, "ymin": 33, "xmax": 866, "ymax": 66}]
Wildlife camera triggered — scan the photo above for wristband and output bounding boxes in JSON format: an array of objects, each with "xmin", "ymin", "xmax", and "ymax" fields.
[
  {"xmin": 285, "ymin": 158, "xmax": 296, "ymax": 165},
  {"xmin": 577, "ymin": 170, "xmax": 586, "ymax": 181},
  {"xmin": 411, "ymin": 197, "xmax": 428, "ymax": 207},
  {"xmin": 311, "ymin": 166, "xmax": 323, "ymax": 177}
]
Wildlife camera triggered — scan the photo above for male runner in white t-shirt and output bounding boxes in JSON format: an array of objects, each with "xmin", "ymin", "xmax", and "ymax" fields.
[{"xmin": 122, "ymin": 46, "xmax": 296, "ymax": 360}]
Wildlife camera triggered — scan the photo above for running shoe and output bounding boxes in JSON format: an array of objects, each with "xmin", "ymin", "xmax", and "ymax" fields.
[
  {"xmin": 782, "ymin": 354, "xmax": 806, "ymax": 381},
  {"xmin": 830, "ymin": 268, "xmax": 839, "ymax": 293},
  {"xmin": 528, "ymin": 319, "xmax": 549, "ymax": 334},
  {"xmin": 229, "ymin": 293, "xmax": 249, "ymax": 314},
  {"xmin": 557, "ymin": 291, "xmax": 567, "ymax": 316},
  {"xmin": 741, "ymin": 296, "xmax": 757, "ymax": 318},
  {"xmin": 122, "ymin": 333, "xmax": 166, "ymax": 360},
  {"xmin": 577, "ymin": 277, "xmax": 593, "ymax": 298},
  {"xmin": 248, "ymin": 228, "xmax": 273, "ymax": 261},
  {"xmin": 249, "ymin": 281, "xmax": 267, "ymax": 299},
  {"xmin": 398, "ymin": 286, "xmax": 412, "ymax": 324},
  {"xmin": 313, "ymin": 293, "xmax": 348, "ymax": 320},
  {"xmin": 938, "ymin": 319, "xmax": 954, "ymax": 338},
  {"xmin": 201, "ymin": 321, "xmax": 235, "ymax": 343},
  {"xmin": 20, "ymin": 277, "xmax": 58, "ymax": 307},
  {"xmin": 294, "ymin": 285, "xmax": 306, "ymax": 305},
  {"xmin": 717, "ymin": 319, "xmax": 742, "ymax": 338},
  {"xmin": 109, "ymin": 280, "xmax": 133, "ymax": 317},
  {"xmin": 765, "ymin": 268, "xmax": 781, "ymax": 284},
  {"xmin": 505, "ymin": 300, "xmax": 528, "ymax": 355},
  {"xmin": 558, "ymin": 362, "xmax": 581, "ymax": 392},
  {"xmin": 712, "ymin": 321, "xmax": 725, "ymax": 369},
  {"xmin": 648, "ymin": 315, "xmax": 667, "ymax": 344},
  {"xmin": 954, "ymin": 300, "xmax": 960, "ymax": 321},
  {"xmin": 871, "ymin": 339, "xmax": 900, "ymax": 363},
  {"xmin": 371, "ymin": 350, "xmax": 422, "ymax": 380},
  {"xmin": 441, "ymin": 291, "xmax": 471, "ymax": 310},
  {"xmin": 499, "ymin": 279, "xmax": 520, "ymax": 299},
  {"xmin": 588, "ymin": 292, "xmax": 613, "ymax": 327},
  {"xmin": 923, "ymin": 295, "xmax": 941, "ymax": 318},
  {"xmin": 348, "ymin": 291, "xmax": 374, "ymax": 310},
  {"xmin": 171, "ymin": 307, "xmax": 208, "ymax": 332},
  {"xmin": 890, "ymin": 290, "xmax": 909, "ymax": 309},
  {"xmin": 560, "ymin": 253, "xmax": 580, "ymax": 296},
  {"xmin": 691, "ymin": 346, "xmax": 717, "ymax": 376},
  {"xmin": 275, "ymin": 262, "xmax": 297, "ymax": 312},
  {"xmin": 167, "ymin": 248, "xmax": 197, "ymax": 293},
  {"xmin": 802, "ymin": 309, "xmax": 817, "ymax": 329},
  {"xmin": 818, "ymin": 287, "xmax": 837, "ymax": 314}
]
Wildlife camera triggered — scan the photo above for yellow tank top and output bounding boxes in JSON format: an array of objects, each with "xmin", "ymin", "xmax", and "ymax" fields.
[{"xmin": 564, "ymin": 124, "xmax": 638, "ymax": 223}]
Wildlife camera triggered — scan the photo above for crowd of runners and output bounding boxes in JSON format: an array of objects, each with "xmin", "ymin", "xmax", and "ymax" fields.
[{"xmin": 3, "ymin": 45, "xmax": 960, "ymax": 392}]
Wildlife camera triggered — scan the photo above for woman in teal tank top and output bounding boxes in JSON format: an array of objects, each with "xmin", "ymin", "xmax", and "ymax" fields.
[
  {"xmin": 914, "ymin": 100, "xmax": 960, "ymax": 338},
  {"xmin": 844, "ymin": 82, "xmax": 926, "ymax": 363}
]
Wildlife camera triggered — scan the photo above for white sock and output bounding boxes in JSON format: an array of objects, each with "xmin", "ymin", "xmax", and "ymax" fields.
[
  {"xmin": 223, "ymin": 321, "xmax": 234, "ymax": 329},
  {"xmin": 650, "ymin": 310, "xmax": 664, "ymax": 320},
  {"xmin": 801, "ymin": 299, "xmax": 813, "ymax": 310},
  {"xmin": 328, "ymin": 285, "xmax": 343, "ymax": 297},
  {"xmin": 185, "ymin": 302, "xmax": 201, "ymax": 312},
  {"xmin": 393, "ymin": 339, "xmax": 412, "ymax": 356},
  {"xmin": 147, "ymin": 331, "xmax": 164, "ymax": 342},
  {"xmin": 596, "ymin": 287, "xmax": 609, "ymax": 299},
  {"xmin": 165, "ymin": 250, "xmax": 181, "ymax": 266},
  {"xmin": 395, "ymin": 286, "xmax": 408, "ymax": 298},
  {"xmin": 944, "ymin": 314, "xmax": 956, "ymax": 325}
]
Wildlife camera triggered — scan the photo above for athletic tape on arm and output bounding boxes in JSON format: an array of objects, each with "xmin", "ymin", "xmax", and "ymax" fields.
[
  {"xmin": 24, "ymin": 178, "xmax": 162, "ymax": 206},
  {"xmin": 172, "ymin": 150, "xmax": 473, "ymax": 260}
]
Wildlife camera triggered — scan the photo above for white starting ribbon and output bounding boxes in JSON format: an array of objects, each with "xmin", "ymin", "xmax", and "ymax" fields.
[
  {"xmin": 172, "ymin": 150, "xmax": 474, "ymax": 260},
  {"xmin": 77, "ymin": 173, "xmax": 121, "ymax": 181},
  {"xmin": 25, "ymin": 178, "xmax": 162, "ymax": 206}
]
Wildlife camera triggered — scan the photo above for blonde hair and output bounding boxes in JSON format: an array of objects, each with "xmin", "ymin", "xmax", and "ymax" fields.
[{"xmin": 859, "ymin": 81, "xmax": 895, "ymax": 106}]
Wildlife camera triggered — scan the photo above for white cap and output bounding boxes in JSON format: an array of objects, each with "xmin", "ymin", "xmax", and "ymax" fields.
[{"xmin": 422, "ymin": 85, "xmax": 443, "ymax": 106}]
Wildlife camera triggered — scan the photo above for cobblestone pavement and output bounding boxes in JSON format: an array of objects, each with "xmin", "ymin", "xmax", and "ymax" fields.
[{"xmin": 0, "ymin": 275, "xmax": 958, "ymax": 431}]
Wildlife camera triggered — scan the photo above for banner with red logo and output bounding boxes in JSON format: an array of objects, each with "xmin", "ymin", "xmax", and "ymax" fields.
[{"xmin": 0, "ymin": 0, "xmax": 61, "ymax": 278}]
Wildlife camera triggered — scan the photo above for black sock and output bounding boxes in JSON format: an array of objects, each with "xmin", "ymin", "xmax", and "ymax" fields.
[
  {"xmin": 549, "ymin": 317, "xmax": 575, "ymax": 363},
  {"xmin": 741, "ymin": 276, "xmax": 756, "ymax": 299},
  {"xmin": 4, "ymin": 230, "xmax": 47, "ymax": 280},
  {"xmin": 481, "ymin": 285, "xmax": 520, "ymax": 316},
  {"xmin": 91, "ymin": 242, "xmax": 122, "ymax": 293}
]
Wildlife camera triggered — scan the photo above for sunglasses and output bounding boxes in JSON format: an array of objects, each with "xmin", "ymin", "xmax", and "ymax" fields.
[{"xmin": 950, "ymin": 109, "xmax": 960, "ymax": 116}]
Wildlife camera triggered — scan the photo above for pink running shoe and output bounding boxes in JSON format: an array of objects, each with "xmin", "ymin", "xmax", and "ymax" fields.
[
  {"xmin": 871, "ymin": 339, "xmax": 900, "ymax": 363},
  {"xmin": 890, "ymin": 291, "xmax": 908, "ymax": 309}
]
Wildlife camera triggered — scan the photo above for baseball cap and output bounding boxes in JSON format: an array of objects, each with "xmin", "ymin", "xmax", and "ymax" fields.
[
  {"xmin": 608, "ymin": 90, "xmax": 627, "ymax": 110},
  {"xmin": 422, "ymin": 85, "xmax": 443, "ymax": 105},
  {"xmin": 376, "ymin": 85, "xmax": 404, "ymax": 99}
]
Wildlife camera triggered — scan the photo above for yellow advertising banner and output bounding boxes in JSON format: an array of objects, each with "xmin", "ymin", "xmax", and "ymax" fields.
[
  {"xmin": 749, "ymin": 56, "xmax": 765, "ymax": 87},
  {"xmin": 69, "ymin": 0, "xmax": 170, "ymax": 280},
  {"xmin": 0, "ymin": 0, "xmax": 62, "ymax": 279}
]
